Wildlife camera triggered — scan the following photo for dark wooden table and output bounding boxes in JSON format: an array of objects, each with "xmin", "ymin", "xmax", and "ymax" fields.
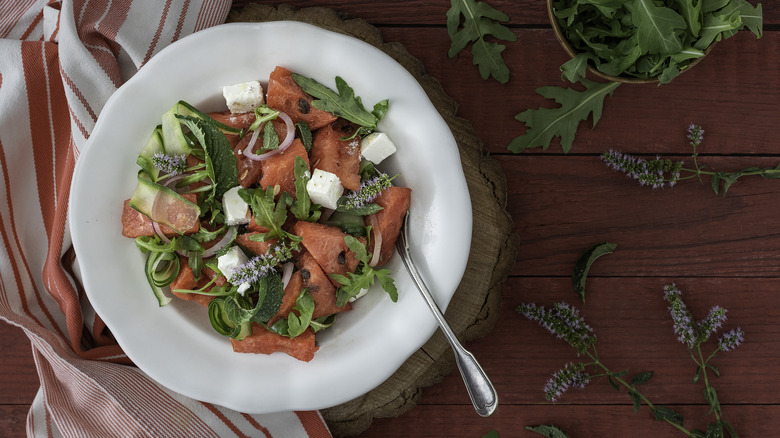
[{"xmin": 3, "ymin": 1, "xmax": 779, "ymax": 436}]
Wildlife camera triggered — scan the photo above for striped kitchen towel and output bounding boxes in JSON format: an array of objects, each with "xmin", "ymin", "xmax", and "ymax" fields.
[{"xmin": 0, "ymin": 1, "xmax": 331, "ymax": 436}]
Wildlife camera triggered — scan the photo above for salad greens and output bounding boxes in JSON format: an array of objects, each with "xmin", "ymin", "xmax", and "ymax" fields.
[
  {"xmin": 125, "ymin": 68, "xmax": 408, "ymax": 355},
  {"xmin": 553, "ymin": 0, "xmax": 763, "ymax": 84},
  {"xmin": 509, "ymin": 0, "xmax": 763, "ymax": 154}
]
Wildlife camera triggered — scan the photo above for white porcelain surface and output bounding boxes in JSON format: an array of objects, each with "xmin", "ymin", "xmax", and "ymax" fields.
[{"xmin": 69, "ymin": 21, "xmax": 472, "ymax": 414}]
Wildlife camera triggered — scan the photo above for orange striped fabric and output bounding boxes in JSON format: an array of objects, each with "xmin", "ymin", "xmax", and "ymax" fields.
[{"xmin": 0, "ymin": 1, "xmax": 332, "ymax": 436}]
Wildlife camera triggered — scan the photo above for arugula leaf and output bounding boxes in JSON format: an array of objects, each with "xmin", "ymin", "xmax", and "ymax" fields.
[
  {"xmin": 446, "ymin": 0, "xmax": 516, "ymax": 83},
  {"xmin": 509, "ymin": 80, "xmax": 621, "ymax": 153},
  {"xmin": 291, "ymin": 156, "xmax": 321, "ymax": 222},
  {"xmin": 333, "ymin": 236, "xmax": 397, "ymax": 306},
  {"xmin": 291, "ymin": 73, "xmax": 387, "ymax": 133},
  {"xmin": 295, "ymin": 121, "xmax": 313, "ymax": 152},
  {"xmin": 628, "ymin": 0, "xmax": 687, "ymax": 55},
  {"xmin": 286, "ymin": 289, "xmax": 315, "ymax": 338}
]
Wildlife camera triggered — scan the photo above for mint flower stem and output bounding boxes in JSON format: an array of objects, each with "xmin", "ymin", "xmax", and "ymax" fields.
[{"xmin": 584, "ymin": 350, "xmax": 693, "ymax": 435}]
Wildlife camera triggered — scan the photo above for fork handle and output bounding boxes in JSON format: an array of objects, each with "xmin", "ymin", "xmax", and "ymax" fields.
[{"xmin": 397, "ymin": 228, "xmax": 498, "ymax": 417}]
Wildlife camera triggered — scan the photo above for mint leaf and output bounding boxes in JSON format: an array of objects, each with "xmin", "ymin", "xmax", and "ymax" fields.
[
  {"xmin": 291, "ymin": 74, "xmax": 385, "ymax": 131},
  {"xmin": 631, "ymin": 371, "xmax": 654, "ymax": 386},
  {"xmin": 509, "ymin": 80, "xmax": 620, "ymax": 153},
  {"xmin": 446, "ymin": 0, "xmax": 516, "ymax": 83},
  {"xmin": 572, "ymin": 242, "xmax": 617, "ymax": 302},
  {"xmin": 176, "ymin": 115, "xmax": 238, "ymax": 200}
]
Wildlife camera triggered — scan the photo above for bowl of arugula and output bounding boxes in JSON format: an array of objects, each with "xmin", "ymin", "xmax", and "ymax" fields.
[{"xmin": 547, "ymin": 0, "xmax": 763, "ymax": 85}]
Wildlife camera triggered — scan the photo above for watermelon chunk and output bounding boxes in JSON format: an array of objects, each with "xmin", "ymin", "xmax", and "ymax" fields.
[
  {"xmin": 259, "ymin": 138, "xmax": 310, "ymax": 198},
  {"xmin": 121, "ymin": 195, "xmax": 200, "ymax": 238},
  {"xmin": 310, "ymin": 119, "xmax": 361, "ymax": 191},
  {"xmin": 297, "ymin": 252, "xmax": 351, "ymax": 318},
  {"xmin": 293, "ymin": 221, "xmax": 364, "ymax": 287},
  {"xmin": 267, "ymin": 270, "xmax": 303, "ymax": 327},
  {"xmin": 231, "ymin": 323, "xmax": 318, "ymax": 362},
  {"xmin": 266, "ymin": 66, "xmax": 337, "ymax": 130},
  {"xmin": 366, "ymin": 186, "xmax": 412, "ymax": 266},
  {"xmin": 169, "ymin": 255, "xmax": 225, "ymax": 307}
]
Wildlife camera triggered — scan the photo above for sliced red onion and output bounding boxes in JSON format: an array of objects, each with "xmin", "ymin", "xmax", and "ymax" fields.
[
  {"xmin": 243, "ymin": 111, "xmax": 295, "ymax": 161},
  {"xmin": 369, "ymin": 229, "xmax": 383, "ymax": 268},
  {"xmin": 202, "ymin": 226, "xmax": 237, "ymax": 258},
  {"xmin": 281, "ymin": 262, "xmax": 295, "ymax": 289},
  {"xmin": 160, "ymin": 173, "xmax": 187, "ymax": 188},
  {"xmin": 152, "ymin": 221, "xmax": 171, "ymax": 244}
]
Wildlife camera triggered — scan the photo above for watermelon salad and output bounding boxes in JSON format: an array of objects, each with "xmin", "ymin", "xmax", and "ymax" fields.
[{"xmin": 120, "ymin": 66, "xmax": 411, "ymax": 362}]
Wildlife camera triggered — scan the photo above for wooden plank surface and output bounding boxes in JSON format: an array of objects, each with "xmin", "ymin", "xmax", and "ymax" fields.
[{"xmin": 2, "ymin": 1, "xmax": 777, "ymax": 437}]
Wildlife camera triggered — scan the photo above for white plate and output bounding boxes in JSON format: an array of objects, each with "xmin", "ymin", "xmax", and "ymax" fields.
[{"xmin": 69, "ymin": 21, "xmax": 471, "ymax": 414}]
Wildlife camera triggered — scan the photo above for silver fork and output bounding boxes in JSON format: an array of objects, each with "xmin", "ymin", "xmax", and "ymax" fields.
[{"xmin": 395, "ymin": 213, "xmax": 498, "ymax": 417}]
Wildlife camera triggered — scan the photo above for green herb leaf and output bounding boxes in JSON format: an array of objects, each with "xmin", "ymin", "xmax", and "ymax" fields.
[
  {"xmin": 509, "ymin": 80, "xmax": 620, "ymax": 153},
  {"xmin": 240, "ymin": 187, "xmax": 293, "ymax": 241},
  {"xmin": 628, "ymin": 0, "xmax": 687, "ymax": 55},
  {"xmin": 291, "ymin": 74, "xmax": 385, "ymax": 132},
  {"xmin": 524, "ymin": 424, "xmax": 570, "ymax": 438},
  {"xmin": 446, "ymin": 0, "xmax": 516, "ymax": 83},
  {"xmin": 286, "ymin": 289, "xmax": 315, "ymax": 338},
  {"xmin": 572, "ymin": 242, "xmax": 617, "ymax": 302},
  {"xmin": 653, "ymin": 405, "xmax": 684, "ymax": 425},
  {"xmin": 482, "ymin": 431, "xmax": 500, "ymax": 438},
  {"xmin": 628, "ymin": 389, "xmax": 642, "ymax": 413},
  {"xmin": 291, "ymin": 156, "xmax": 321, "ymax": 222},
  {"xmin": 631, "ymin": 371, "xmax": 654, "ymax": 386},
  {"xmin": 295, "ymin": 121, "xmax": 313, "ymax": 152},
  {"xmin": 706, "ymin": 422, "xmax": 723, "ymax": 438},
  {"xmin": 334, "ymin": 236, "xmax": 398, "ymax": 306},
  {"xmin": 175, "ymin": 115, "xmax": 238, "ymax": 201}
]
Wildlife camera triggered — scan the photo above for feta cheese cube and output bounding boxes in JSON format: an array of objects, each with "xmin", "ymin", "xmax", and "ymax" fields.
[
  {"xmin": 307, "ymin": 169, "xmax": 343, "ymax": 210},
  {"xmin": 223, "ymin": 186, "xmax": 251, "ymax": 226},
  {"xmin": 222, "ymin": 80, "xmax": 264, "ymax": 114},
  {"xmin": 237, "ymin": 282, "xmax": 251, "ymax": 296},
  {"xmin": 360, "ymin": 132, "xmax": 396, "ymax": 164},
  {"xmin": 217, "ymin": 246, "xmax": 249, "ymax": 284}
]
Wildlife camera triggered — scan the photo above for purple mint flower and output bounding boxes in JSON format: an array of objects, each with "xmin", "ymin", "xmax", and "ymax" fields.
[
  {"xmin": 697, "ymin": 306, "xmax": 727, "ymax": 344},
  {"xmin": 687, "ymin": 124, "xmax": 704, "ymax": 147},
  {"xmin": 341, "ymin": 173, "xmax": 393, "ymax": 210},
  {"xmin": 544, "ymin": 362, "xmax": 591, "ymax": 402},
  {"xmin": 663, "ymin": 284, "xmax": 698, "ymax": 349},
  {"xmin": 718, "ymin": 328, "xmax": 745, "ymax": 352},
  {"xmin": 152, "ymin": 153, "xmax": 187, "ymax": 176},
  {"xmin": 517, "ymin": 302, "xmax": 596, "ymax": 354},
  {"xmin": 601, "ymin": 150, "xmax": 682, "ymax": 190}
]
